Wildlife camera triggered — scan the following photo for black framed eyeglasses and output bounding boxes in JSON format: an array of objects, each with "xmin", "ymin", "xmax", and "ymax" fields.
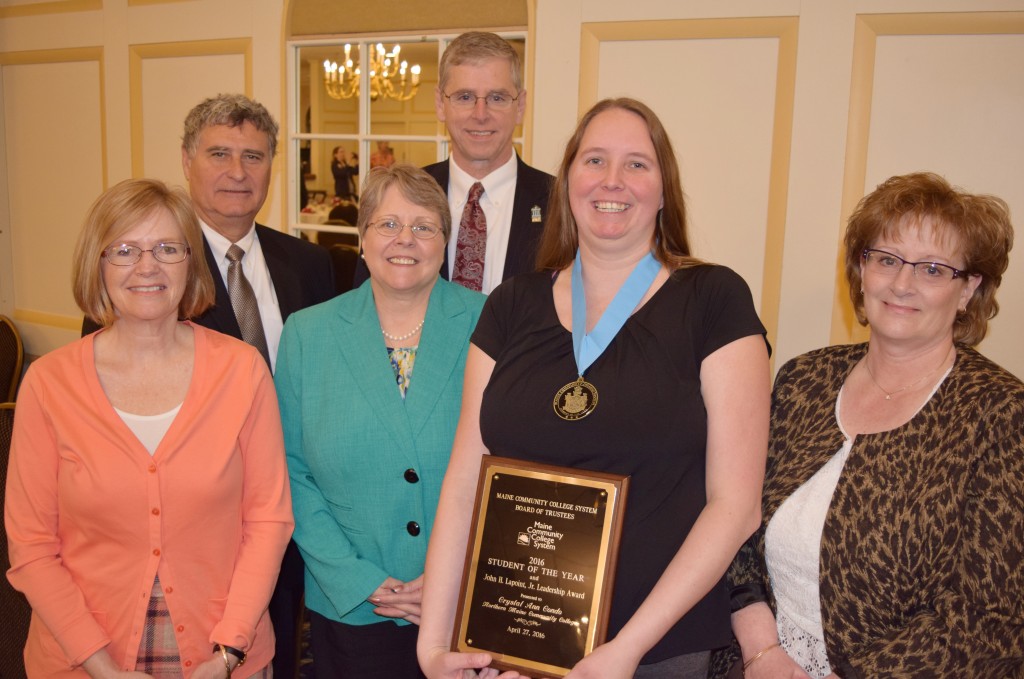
[
  {"xmin": 441, "ymin": 90, "xmax": 522, "ymax": 111},
  {"xmin": 370, "ymin": 219, "xmax": 441, "ymax": 240},
  {"xmin": 102, "ymin": 242, "xmax": 191, "ymax": 266},
  {"xmin": 862, "ymin": 248, "xmax": 969, "ymax": 286}
]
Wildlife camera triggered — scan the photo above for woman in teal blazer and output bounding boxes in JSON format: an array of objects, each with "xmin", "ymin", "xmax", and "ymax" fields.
[{"xmin": 275, "ymin": 165, "xmax": 485, "ymax": 678}]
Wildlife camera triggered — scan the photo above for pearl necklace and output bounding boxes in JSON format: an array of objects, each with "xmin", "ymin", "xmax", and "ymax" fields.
[
  {"xmin": 381, "ymin": 318, "xmax": 424, "ymax": 342},
  {"xmin": 863, "ymin": 344, "xmax": 954, "ymax": 400}
]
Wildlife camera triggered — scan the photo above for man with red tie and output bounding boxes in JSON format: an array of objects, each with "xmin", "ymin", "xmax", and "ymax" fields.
[
  {"xmin": 431, "ymin": 31, "xmax": 553, "ymax": 294},
  {"xmin": 356, "ymin": 32, "xmax": 552, "ymax": 293}
]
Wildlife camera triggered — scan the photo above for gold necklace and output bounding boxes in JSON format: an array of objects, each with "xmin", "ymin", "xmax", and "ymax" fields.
[{"xmin": 863, "ymin": 344, "xmax": 954, "ymax": 400}]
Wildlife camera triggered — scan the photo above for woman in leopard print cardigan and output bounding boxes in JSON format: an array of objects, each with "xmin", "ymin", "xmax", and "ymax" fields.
[{"xmin": 715, "ymin": 173, "xmax": 1023, "ymax": 678}]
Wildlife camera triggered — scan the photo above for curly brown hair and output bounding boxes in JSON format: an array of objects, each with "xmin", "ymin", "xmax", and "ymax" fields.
[{"xmin": 844, "ymin": 172, "xmax": 1013, "ymax": 346}]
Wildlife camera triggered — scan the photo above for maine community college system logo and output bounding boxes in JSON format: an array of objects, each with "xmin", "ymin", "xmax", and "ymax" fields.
[{"xmin": 517, "ymin": 522, "xmax": 565, "ymax": 551}]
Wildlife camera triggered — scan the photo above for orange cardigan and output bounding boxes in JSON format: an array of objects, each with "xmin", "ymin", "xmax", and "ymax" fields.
[{"xmin": 5, "ymin": 324, "xmax": 293, "ymax": 678}]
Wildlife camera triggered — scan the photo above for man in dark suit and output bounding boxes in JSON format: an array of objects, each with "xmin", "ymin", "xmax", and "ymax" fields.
[
  {"xmin": 83, "ymin": 94, "xmax": 333, "ymax": 679},
  {"xmin": 84, "ymin": 95, "xmax": 334, "ymax": 345},
  {"xmin": 178, "ymin": 95, "xmax": 335, "ymax": 361},
  {"xmin": 180, "ymin": 94, "xmax": 332, "ymax": 679},
  {"xmin": 356, "ymin": 32, "xmax": 553, "ymax": 292}
]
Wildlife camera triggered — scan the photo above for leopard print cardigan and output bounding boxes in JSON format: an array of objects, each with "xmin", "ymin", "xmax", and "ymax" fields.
[{"xmin": 710, "ymin": 342, "xmax": 1024, "ymax": 678}]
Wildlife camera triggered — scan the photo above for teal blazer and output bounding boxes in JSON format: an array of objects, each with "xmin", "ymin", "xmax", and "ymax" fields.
[{"xmin": 275, "ymin": 278, "xmax": 485, "ymax": 625}]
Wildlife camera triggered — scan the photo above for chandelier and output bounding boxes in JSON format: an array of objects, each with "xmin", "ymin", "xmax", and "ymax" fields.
[{"xmin": 323, "ymin": 43, "xmax": 421, "ymax": 101}]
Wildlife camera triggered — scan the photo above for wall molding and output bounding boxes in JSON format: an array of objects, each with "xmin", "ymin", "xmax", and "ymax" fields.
[
  {"xmin": 128, "ymin": 38, "xmax": 253, "ymax": 177},
  {"xmin": 14, "ymin": 308, "xmax": 81, "ymax": 332},
  {"xmin": 0, "ymin": 46, "xmax": 107, "ymax": 187},
  {"xmin": 0, "ymin": 0, "xmax": 99, "ymax": 18},
  {"xmin": 830, "ymin": 11, "xmax": 1024, "ymax": 344},
  {"xmin": 577, "ymin": 17, "xmax": 799, "ymax": 355}
]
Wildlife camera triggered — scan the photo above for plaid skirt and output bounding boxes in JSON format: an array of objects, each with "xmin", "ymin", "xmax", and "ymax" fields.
[{"xmin": 136, "ymin": 577, "xmax": 271, "ymax": 678}]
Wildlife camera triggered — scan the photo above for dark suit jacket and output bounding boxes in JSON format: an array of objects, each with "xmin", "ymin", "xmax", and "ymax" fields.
[
  {"xmin": 354, "ymin": 155, "xmax": 553, "ymax": 287},
  {"xmin": 82, "ymin": 224, "xmax": 336, "ymax": 337}
]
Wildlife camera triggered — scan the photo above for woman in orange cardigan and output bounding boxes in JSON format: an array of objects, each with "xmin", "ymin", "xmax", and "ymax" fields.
[{"xmin": 5, "ymin": 179, "xmax": 293, "ymax": 678}]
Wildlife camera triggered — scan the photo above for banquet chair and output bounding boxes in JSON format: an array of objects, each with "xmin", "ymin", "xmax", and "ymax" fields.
[
  {"xmin": 328, "ymin": 244, "xmax": 361, "ymax": 295},
  {"xmin": 1, "ymin": 402, "xmax": 31, "ymax": 679},
  {"xmin": 328, "ymin": 201, "xmax": 359, "ymax": 226},
  {"xmin": 0, "ymin": 315, "xmax": 25, "ymax": 402}
]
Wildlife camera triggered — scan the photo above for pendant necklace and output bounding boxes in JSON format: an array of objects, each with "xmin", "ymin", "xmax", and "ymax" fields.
[
  {"xmin": 863, "ymin": 343, "xmax": 954, "ymax": 400},
  {"xmin": 553, "ymin": 249, "xmax": 661, "ymax": 421},
  {"xmin": 381, "ymin": 318, "xmax": 424, "ymax": 343}
]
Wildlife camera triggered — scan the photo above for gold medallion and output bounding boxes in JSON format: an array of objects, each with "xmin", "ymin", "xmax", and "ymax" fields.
[{"xmin": 553, "ymin": 377, "xmax": 598, "ymax": 421}]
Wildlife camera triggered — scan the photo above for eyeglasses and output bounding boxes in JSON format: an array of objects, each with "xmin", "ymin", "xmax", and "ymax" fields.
[
  {"xmin": 102, "ymin": 242, "xmax": 191, "ymax": 266},
  {"xmin": 370, "ymin": 219, "xmax": 441, "ymax": 240},
  {"xmin": 441, "ymin": 90, "xmax": 522, "ymax": 111},
  {"xmin": 862, "ymin": 248, "xmax": 969, "ymax": 286}
]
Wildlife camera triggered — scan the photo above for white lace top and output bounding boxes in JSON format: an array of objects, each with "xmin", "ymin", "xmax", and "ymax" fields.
[
  {"xmin": 764, "ymin": 368, "xmax": 951, "ymax": 677},
  {"xmin": 764, "ymin": 425, "xmax": 849, "ymax": 677}
]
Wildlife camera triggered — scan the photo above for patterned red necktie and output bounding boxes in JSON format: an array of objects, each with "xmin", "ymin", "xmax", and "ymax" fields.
[{"xmin": 452, "ymin": 182, "xmax": 486, "ymax": 291}]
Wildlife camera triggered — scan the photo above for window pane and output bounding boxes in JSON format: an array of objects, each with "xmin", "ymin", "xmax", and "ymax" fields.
[
  {"xmin": 299, "ymin": 139, "xmax": 327, "ymax": 200},
  {"xmin": 368, "ymin": 40, "xmax": 439, "ymax": 137},
  {"xmin": 314, "ymin": 140, "xmax": 361, "ymax": 201},
  {"xmin": 298, "ymin": 44, "xmax": 360, "ymax": 135},
  {"xmin": 363, "ymin": 140, "xmax": 439, "ymax": 172},
  {"xmin": 291, "ymin": 34, "xmax": 527, "ymax": 232}
]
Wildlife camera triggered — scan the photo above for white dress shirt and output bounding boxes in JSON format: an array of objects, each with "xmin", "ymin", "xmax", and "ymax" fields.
[
  {"xmin": 446, "ymin": 153, "xmax": 518, "ymax": 295},
  {"xmin": 200, "ymin": 221, "xmax": 284, "ymax": 372}
]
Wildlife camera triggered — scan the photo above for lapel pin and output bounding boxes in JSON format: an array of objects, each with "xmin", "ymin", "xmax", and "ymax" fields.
[{"xmin": 531, "ymin": 205, "xmax": 542, "ymax": 223}]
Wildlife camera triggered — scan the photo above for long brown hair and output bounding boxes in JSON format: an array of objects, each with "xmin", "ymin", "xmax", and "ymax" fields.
[{"xmin": 535, "ymin": 97, "xmax": 702, "ymax": 271}]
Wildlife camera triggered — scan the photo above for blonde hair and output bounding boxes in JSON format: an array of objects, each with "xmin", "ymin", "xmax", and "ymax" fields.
[{"xmin": 73, "ymin": 178, "xmax": 215, "ymax": 326}]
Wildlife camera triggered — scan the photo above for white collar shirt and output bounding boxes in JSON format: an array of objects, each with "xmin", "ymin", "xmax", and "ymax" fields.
[
  {"xmin": 446, "ymin": 153, "xmax": 518, "ymax": 295},
  {"xmin": 200, "ymin": 221, "xmax": 284, "ymax": 373}
]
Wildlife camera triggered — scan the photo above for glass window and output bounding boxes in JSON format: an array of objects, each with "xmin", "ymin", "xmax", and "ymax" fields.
[{"xmin": 288, "ymin": 34, "xmax": 526, "ymax": 246}]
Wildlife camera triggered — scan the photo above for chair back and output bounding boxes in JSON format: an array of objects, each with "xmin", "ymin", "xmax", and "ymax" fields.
[
  {"xmin": 328, "ymin": 202, "xmax": 359, "ymax": 226},
  {"xmin": 318, "ymin": 228, "xmax": 360, "ymax": 250},
  {"xmin": 0, "ymin": 315, "xmax": 24, "ymax": 402},
  {"xmin": 329, "ymin": 245, "xmax": 361, "ymax": 295},
  {"xmin": 0, "ymin": 402, "xmax": 31, "ymax": 678}
]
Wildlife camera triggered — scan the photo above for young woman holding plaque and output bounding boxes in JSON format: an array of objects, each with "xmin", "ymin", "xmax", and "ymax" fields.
[{"xmin": 418, "ymin": 98, "xmax": 770, "ymax": 679}]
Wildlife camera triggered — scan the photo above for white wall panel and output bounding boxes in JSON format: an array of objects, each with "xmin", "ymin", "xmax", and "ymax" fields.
[
  {"xmin": 598, "ymin": 37, "xmax": 777, "ymax": 306},
  {"xmin": 3, "ymin": 60, "xmax": 103, "ymax": 327},
  {"xmin": 0, "ymin": 0, "xmax": 274, "ymax": 358},
  {"xmin": 861, "ymin": 30, "xmax": 1024, "ymax": 376},
  {"xmin": 139, "ymin": 53, "xmax": 246, "ymax": 186}
]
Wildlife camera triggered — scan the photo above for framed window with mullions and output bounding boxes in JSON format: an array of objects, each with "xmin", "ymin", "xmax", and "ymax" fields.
[{"xmin": 285, "ymin": 34, "xmax": 526, "ymax": 245}]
